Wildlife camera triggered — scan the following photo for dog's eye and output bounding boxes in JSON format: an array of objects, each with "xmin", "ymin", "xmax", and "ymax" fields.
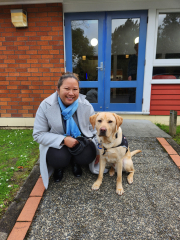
[
  {"xmin": 98, "ymin": 120, "xmax": 102, "ymax": 123},
  {"xmin": 108, "ymin": 121, "xmax": 113, "ymax": 123}
]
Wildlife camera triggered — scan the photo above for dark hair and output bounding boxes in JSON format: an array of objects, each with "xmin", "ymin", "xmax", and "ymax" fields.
[{"xmin": 57, "ymin": 72, "xmax": 79, "ymax": 89}]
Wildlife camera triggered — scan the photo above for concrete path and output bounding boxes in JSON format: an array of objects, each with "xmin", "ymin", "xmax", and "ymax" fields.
[{"xmin": 7, "ymin": 120, "xmax": 180, "ymax": 239}]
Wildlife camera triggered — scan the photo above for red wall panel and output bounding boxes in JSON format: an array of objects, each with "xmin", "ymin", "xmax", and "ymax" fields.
[{"xmin": 150, "ymin": 84, "xmax": 180, "ymax": 115}]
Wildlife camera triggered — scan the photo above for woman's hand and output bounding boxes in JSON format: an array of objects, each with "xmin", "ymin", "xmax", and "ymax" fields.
[
  {"xmin": 95, "ymin": 155, "xmax": 100, "ymax": 164},
  {"xmin": 64, "ymin": 136, "xmax": 79, "ymax": 148}
]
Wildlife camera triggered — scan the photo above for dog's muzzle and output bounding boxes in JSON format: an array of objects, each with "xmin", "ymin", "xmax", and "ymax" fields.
[{"xmin": 99, "ymin": 127, "xmax": 107, "ymax": 136}]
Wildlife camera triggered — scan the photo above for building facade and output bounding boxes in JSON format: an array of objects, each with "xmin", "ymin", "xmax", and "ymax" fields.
[{"xmin": 0, "ymin": 0, "xmax": 180, "ymax": 126}]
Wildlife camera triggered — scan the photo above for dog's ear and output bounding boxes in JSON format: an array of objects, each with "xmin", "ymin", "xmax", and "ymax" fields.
[
  {"xmin": 112, "ymin": 113, "xmax": 123, "ymax": 130},
  {"xmin": 89, "ymin": 113, "xmax": 99, "ymax": 129}
]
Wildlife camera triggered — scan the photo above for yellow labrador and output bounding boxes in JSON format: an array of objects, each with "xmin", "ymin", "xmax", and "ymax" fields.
[{"xmin": 89, "ymin": 112, "xmax": 141, "ymax": 195}]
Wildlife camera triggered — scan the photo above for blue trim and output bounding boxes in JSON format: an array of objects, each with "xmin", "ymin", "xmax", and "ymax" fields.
[
  {"xmin": 65, "ymin": 11, "xmax": 147, "ymax": 112},
  {"xmin": 105, "ymin": 10, "xmax": 148, "ymax": 111}
]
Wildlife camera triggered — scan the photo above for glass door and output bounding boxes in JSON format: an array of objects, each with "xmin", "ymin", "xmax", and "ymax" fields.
[
  {"xmin": 65, "ymin": 11, "xmax": 147, "ymax": 112},
  {"xmin": 65, "ymin": 12, "xmax": 105, "ymax": 111},
  {"xmin": 105, "ymin": 11, "xmax": 147, "ymax": 111}
]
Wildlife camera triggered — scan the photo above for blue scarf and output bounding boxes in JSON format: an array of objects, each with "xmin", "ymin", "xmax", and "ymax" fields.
[{"xmin": 58, "ymin": 96, "xmax": 81, "ymax": 138}]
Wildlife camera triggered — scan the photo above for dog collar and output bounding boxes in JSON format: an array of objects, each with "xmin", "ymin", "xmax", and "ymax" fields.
[{"xmin": 101, "ymin": 134, "xmax": 128, "ymax": 155}]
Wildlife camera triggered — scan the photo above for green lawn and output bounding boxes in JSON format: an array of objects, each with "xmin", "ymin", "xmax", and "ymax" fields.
[
  {"xmin": 0, "ymin": 129, "xmax": 39, "ymax": 218},
  {"xmin": 155, "ymin": 123, "xmax": 180, "ymax": 145}
]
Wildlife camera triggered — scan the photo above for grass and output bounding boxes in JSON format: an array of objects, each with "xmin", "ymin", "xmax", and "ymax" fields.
[
  {"xmin": 155, "ymin": 123, "xmax": 180, "ymax": 145},
  {"xmin": 0, "ymin": 129, "xmax": 39, "ymax": 219}
]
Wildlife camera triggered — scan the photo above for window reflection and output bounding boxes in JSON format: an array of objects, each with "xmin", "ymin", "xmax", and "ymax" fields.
[
  {"xmin": 153, "ymin": 67, "xmax": 180, "ymax": 79},
  {"xmin": 111, "ymin": 18, "xmax": 140, "ymax": 81},
  {"xmin": 71, "ymin": 20, "xmax": 98, "ymax": 81},
  {"xmin": 80, "ymin": 88, "xmax": 98, "ymax": 103},
  {"xmin": 110, "ymin": 88, "xmax": 136, "ymax": 103},
  {"xmin": 156, "ymin": 12, "xmax": 180, "ymax": 59}
]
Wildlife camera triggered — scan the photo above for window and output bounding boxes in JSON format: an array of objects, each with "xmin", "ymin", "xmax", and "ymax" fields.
[{"xmin": 152, "ymin": 11, "xmax": 180, "ymax": 83}]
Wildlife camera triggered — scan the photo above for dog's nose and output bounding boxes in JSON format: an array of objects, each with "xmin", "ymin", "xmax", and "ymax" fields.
[{"xmin": 99, "ymin": 127, "xmax": 107, "ymax": 136}]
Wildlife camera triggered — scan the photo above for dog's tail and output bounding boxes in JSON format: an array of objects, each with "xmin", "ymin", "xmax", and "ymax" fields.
[{"xmin": 130, "ymin": 149, "xmax": 142, "ymax": 157}]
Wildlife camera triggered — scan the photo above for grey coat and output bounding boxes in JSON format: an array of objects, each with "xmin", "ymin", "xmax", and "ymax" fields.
[{"xmin": 33, "ymin": 91, "xmax": 101, "ymax": 189}]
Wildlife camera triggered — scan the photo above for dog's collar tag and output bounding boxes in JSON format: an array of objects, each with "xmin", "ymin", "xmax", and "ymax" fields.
[{"xmin": 98, "ymin": 143, "xmax": 103, "ymax": 149}]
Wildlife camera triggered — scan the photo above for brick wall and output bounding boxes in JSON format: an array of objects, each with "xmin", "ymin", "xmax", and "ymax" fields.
[{"xmin": 0, "ymin": 3, "xmax": 64, "ymax": 118}]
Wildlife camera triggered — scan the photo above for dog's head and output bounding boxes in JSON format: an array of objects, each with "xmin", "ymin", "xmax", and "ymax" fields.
[{"xmin": 89, "ymin": 112, "xmax": 123, "ymax": 138}]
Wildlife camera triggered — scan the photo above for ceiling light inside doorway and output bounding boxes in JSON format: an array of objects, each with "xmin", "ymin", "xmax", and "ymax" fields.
[
  {"xmin": 91, "ymin": 38, "xmax": 98, "ymax": 46},
  {"xmin": 134, "ymin": 37, "xmax": 139, "ymax": 44}
]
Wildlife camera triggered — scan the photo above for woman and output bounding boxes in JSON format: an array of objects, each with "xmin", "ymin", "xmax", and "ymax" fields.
[{"xmin": 33, "ymin": 72, "xmax": 101, "ymax": 189}]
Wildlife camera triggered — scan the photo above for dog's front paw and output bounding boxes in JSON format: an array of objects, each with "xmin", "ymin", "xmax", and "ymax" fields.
[
  {"xmin": 116, "ymin": 188, "xmax": 124, "ymax": 196},
  {"xmin": 92, "ymin": 181, "xmax": 101, "ymax": 190},
  {"xmin": 127, "ymin": 175, "xmax": 133, "ymax": 184}
]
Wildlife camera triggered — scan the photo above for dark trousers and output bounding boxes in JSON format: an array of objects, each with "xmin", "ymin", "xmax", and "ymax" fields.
[{"xmin": 46, "ymin": 141, "xmax": 96, "ymax": 169}]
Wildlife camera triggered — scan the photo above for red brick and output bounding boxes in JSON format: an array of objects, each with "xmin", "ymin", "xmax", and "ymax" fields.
[
  {"xmin": 29, "ymin": 46, "xmax": 41, "ymax": 50},
  {"xmin": 42, "ymin": 64, "xmax": 53, "ymax": 68},
  {"xmin": 48, "ymin": 22, "xmax": 59, "ymax": 27},
  {"xmin": 0, "ymin": 98, "xmax": 10, "ymax": 101},
  {"xmin": 26, "ymin": 50, "xmax": 38, "ymax": 55},
  {"xmin": 28, "ymin": 68, "xmax": 38, "ymax": 72},
  {"xmin": 31, "ymin": 55, "xmax": 41, "ymax": 59},
  {"xmin": 32, "ymin": 72, "xmax": 42, "ymax": 76},
  {"xmin": 40, "ymin": 46, "xmax": 52, "ymax": 50},
  {"xmin": 0, "ymin": 110, "xmax": 6, "ymax": 113},
  {"xmin": 27, "ymin": 59, "xmax": 38, "ymax": 63},
  {"xmin": 41, "ymin": 55, "xmax": 53, "ymax": 59},
  {"xmin": 1, "ymin": 32, "xmax": 12, "ymax": 37},
  {"xmin": 36, "ymin": 22, "xmax": 48, "ymax": 27},
  {"xmin": 43, "ymin": 73, "xmax": 54, "ymax": 77},
  {"xmin": 22, "ymin": 98, "xmax": 33, "ymax": 102},
  {"xmin": 1, "ymin": 106, "xmax": 11, "ymax": 109},
  {"xmin": 48, "ymin": 31, "xmax": 59, "ymax": 36},
  {"xmin": 11, "ymin": 114, "xmax": 22, "ymax": 117},
  {"xmin": 0, "ymin": 46, "xmax": 6, "ymax": 50},
  {"xmin": 30, "ymin": 177, "xmax": 45, "ymax": 197},
  {"xmin": 6, "ymin": 46, "xmax": 18, "ymax": 51},
  {"xmin": 7, "ymin": 86, "xmax": 18, "ymax": 89},
  {"xmin": 18, "ymin": 46, "xmax": 29, "ymax": 50},
  {"xmin": 19, "ymin": 72, "xmax": 31, "ymax": 76},
  {"xmin": 18, "ymin": 110, "xmax": 28, "ymax": 114},
  {"xmin": 37, "ymin": 31, "xmax": 48, "ymax": 36},
  {"xmin": 0, "ymin": 64, "xmax": 8, "ymax": 68},
  {"xmin": 50, "ymin": 59, "xmax": 60, "ymax": 63},
  {"xmin": 12, "ymin": 105, "xmax": 22, "ymax": 110},
  {"xmin": 37, "ymin": 41, "xmax": 49, "ymax": 45},
  {"xmin": 19, "ymin": 55, "xmax": 30, "ymax": 59},
  {"xmin": 15, "ymin": 50, "xmax": 26, "ymax": 55},
  {"xmin": 24, "ymin": 32, "xmax": 37, "ymax": 37},
  {"xmin": 14, "ymin": 41, "xmax": 25, "ymax": 46},
  {"xmin": 17, "ymin": 37, "xmax": 29, "ymax": 41},
  {"xmin": 7, "ymin": 222, "xmax": 31, "ymax": 240},
  {"xmin": 38, "ymin": 59, "xmax": 49, "ymax": 63},
  {"xmin": 22, "ymin": 113, "xmax": 33, "ymax": 117},
  {"xmin": 7, "ymin": 110, "xmax": 18, "ymax": 114},
  {"xmin": 16, "ymin": 60, "xmax": 27, "ymax": 64},
  {"xmin": 38, "ymin": 50, "xmax": 49, "ymax": 55},
  {"xmin": 43, "ymin": 81, "xmax": 55, "ymax": 85},
  {"xmin": 48, "ymin": 12, "xmax": 58, "ymax": 16},
  {"xmin": 29, "ymin": 36, "xmax": 40, "ymax": 41},
  {"xmin": 1, "ymin": 113, "xmax": 11, "ymax": 117},
  {"xmin": 5, "ymin": 36, "xmax": 17, "ymax": 41},
  {"xmin": 23, "ymin": 106, "xmax": 33, "ymax": 110}
]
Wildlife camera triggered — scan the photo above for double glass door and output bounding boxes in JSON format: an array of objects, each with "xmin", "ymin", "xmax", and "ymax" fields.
[{"xmin": 65, "ymin": 11, "xmax": 147, "ymax": 112}]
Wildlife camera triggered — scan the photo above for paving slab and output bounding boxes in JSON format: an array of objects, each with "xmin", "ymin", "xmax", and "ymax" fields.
[{"xmin": 121, "ymin": 119, "xmax": 171, "ymax": 138}]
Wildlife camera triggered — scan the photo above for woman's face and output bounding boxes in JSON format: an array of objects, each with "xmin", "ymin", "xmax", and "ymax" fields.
[{"xmin": 57, "ymin": 77, "xmax": 79, "ymax": 106}]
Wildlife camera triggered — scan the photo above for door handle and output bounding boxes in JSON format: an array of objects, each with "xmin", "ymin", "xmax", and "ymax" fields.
[{"xmin": 96, "ymin": 62, "xmax": 103, "ymax": 71}]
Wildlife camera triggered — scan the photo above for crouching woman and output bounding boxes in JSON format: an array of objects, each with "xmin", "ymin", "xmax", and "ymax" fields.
[{"xmin": 33, "ymin": 72, "xmax": 100, "ymax": 189}]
